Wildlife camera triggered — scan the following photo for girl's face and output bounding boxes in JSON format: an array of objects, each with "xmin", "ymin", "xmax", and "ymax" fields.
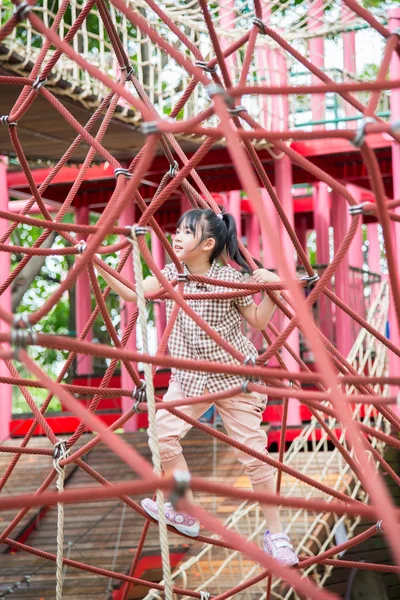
[{"xmin": 173, "ymin": 221, "xmax": 214, "ymax": 263}]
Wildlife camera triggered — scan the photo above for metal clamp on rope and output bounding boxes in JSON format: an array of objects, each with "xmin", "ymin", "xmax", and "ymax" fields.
[
  {"xmin": 133, "ymin": 225, "xmax": 149, "ymax": 237},
  {"xmin": 169, "ymin": 470, "xmax": 191, "ymax": 510},
  {"xmin": 300, "ymin": 272, "xmax": 319, "ymax": 287},
  {"xmin": 351, "ymin": 117, "xmax": 376, "ymax": 149},
  {"xmin": 376, "ymin": 520, "xmax": 383, "ymax": 533},
  {"xmin": 252, "ymin": 17, "xmax": 266, "ymax": 34},
  {"xmin": 14, "ymin": 0, "xmax": 32, "ymax": 21},
  {"xmin": 121, "ymin": 63, "xmax": 135, "ymax": 77},
  {"xmin": 53, "ymin": 440, "xmax": 69, "ymax": 474},
  {"xmin": 75, "ymin": 240, "xmax": 87, "ymax": 254},
  {"xmin": 228, "ymin": 105, "xmax": 247, "ymax": 115},
  {"xmin": 200, "ymin": 593, "xmax": 211, "ymax": 600},
  {"xmin": 0, "ymin": 115, "xmax": 17, "ymax": 126},
  {"xmin": 194, "ymin": 60, "xmax": 217, "ymax": 74},
  {"xmin": 177, "ymin": 272, "xmax": 188, "ymax": 282},
  {"xmin": 206, "ymin": 84, "xmax": 234, "ymax": 108},
  {"xmin": 167, "ymin": 161, "xmax": 179, "ymax": 178},
  {"xmin": 242, "ymin": 355, "xmax": 256, "ymax": 393},
  {"xmin": 11, "ymin": 315, "xmax": 36, "ymax": 358},
  {"xmin": 141, "ymin": 121, "xmax": 159, "ymax": 135},
  {"xmin": 348, "ymin": 202, "xmax": 368, "ymax": 215},
  {"xmin": 114, "ymin": 167, "xmax": 131, "ymax": 179},
  {"xmin": 32, "ymin": 76, "xmax": 47, "ymax": 92},
  {"xmin": 132, "ymin": 380, "xmax": 147, "ymax": 413}
]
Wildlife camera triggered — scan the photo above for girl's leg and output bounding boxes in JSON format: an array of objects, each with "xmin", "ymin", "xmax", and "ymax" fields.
[
  {"xmin": 252, "ymin": 477, "xmax": 282, "ymax": 534},
  {"xmin": 215, "ymin": 395, "xmax": 280, "ymax": 530}
]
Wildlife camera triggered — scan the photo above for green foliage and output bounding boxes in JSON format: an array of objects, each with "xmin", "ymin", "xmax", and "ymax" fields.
[{"xmin": 12, "ymin": 215, "xmax": 154, "ymax": 415}]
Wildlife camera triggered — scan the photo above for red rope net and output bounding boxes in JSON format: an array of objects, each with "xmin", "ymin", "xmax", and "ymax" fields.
[{"xmin": 0, "ymin": 0, "xmax": 400, "ymax": 598}]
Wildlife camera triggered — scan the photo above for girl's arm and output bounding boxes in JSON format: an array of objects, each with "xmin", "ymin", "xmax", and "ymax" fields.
[
  {"xmin": 238, "ymin": 269, "xmax": 281, "ymax": 331},
  {"xmin": 96, "ymin": 263, "xmax": 161, "ymax": 302}
]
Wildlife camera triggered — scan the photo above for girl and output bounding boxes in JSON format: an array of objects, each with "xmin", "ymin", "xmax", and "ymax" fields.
[{"xmin": 96, "ymin": 208, "xmax": 298, "ymax": 567}]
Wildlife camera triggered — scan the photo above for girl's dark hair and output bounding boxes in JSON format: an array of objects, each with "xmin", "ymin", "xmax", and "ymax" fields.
[{"xmin": 177, "ymin": 208, "xmax": 259, "ymax": 274}]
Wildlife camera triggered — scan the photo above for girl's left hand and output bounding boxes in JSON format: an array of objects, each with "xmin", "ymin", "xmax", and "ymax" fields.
[{"xmin": 252, "ymin": 269, "xmax": 280, "ymax": 284}]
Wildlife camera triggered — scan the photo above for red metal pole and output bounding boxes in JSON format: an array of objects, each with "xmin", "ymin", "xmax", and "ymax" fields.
[
  {"xmin": 308, "ymin": 0, "xmax": 325, "ymax": 129},
  {"xmin": 388, "ymin": 8, "xmax": 400, "ymax": 411},
  {"xmin": 275, "ymin": 156, "xmax": 301, "ymax": 425},
  {"xmin": 342, "ymin": 4, "xmax": 358, "ymax": 127},
  {"xmin": 0, "ymin": 156, "xmax": 11, "ymax": 440},
  {"xmin": 331, "ymin": 190, "xmax": 353, "ymax": 357},
  {"xmin": 346, "ymin": 184, "xmax": 365, "ymax": 323}
]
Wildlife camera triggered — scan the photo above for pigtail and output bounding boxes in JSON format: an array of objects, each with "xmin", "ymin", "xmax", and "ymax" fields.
[{"xmin": 222, "ymin": 213, "xmax": 255, "ymax": 274}]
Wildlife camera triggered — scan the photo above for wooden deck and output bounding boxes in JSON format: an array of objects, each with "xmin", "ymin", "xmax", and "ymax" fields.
[{"xmin": 0, "ymin": 430, "xmax": 397, "ymax": 599}]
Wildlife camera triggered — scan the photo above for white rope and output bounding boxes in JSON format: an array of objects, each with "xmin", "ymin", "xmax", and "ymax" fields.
[
  {"xmin": 53, "ymin": 440, "xmax": 69, "ymax": 600},
  {"xmin": 130, "ymin": 228, "xmax": 174, "ymax": 600}
]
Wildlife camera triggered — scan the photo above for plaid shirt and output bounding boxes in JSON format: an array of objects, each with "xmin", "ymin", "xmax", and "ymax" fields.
[{"xmin": 161, "ymin": 260, "xmax": 266, "ymax": 400}]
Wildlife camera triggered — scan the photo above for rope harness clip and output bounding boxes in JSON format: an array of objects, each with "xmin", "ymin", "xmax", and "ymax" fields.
[
  {"xmin": 351, "ymin": 117, "xmax": 376, "ymax": 148},
  {"xmin": 132, "ymin": 380, "xmax": 147, "ymax": 413},
  {"xmin": 300, "ymin": 272, "xmax": 319, "ymax": 287},
  {"xmin": 169, "ymin": 470, "xmax": 191, "ymax": 510},
  {"xmin": 242, "ymin": 355, "xmax": 256, "ymax": 393},
  {"xmin": 167, "ymin": 161, "xmax": 179, "ymax": 178},
  {"xmin": 194, "ymin": 60, "xmax": 217, "ymax": 74},
  {"xmin": 53, "ymin": 440, "xmax": 69, "ymax": 476}
]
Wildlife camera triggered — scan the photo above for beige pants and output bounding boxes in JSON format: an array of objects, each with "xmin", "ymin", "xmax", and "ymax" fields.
[{"xmin": 150, "ymin": 379, "xmax": 276, "ymax": 484}]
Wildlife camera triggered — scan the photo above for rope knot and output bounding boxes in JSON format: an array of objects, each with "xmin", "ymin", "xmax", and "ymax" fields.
[{"xmin": 132, "ymin": 380, "xmax": 147, "ymax": 413}]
